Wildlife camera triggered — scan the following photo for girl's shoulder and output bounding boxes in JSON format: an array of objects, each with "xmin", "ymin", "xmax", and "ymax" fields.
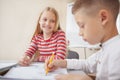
[
  {"xmin": 55, "ymin": 30, "xmax": 65, "ymax": 35},
  {"xmin": 52, "ymin": 30, "xmax": 65, "ymax": 39},
  {"xmin": 32, "ymin": 33, "xmax": 43, "ymax": 40}
]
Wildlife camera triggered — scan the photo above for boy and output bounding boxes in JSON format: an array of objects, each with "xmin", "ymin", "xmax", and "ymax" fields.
[{"xmin": 45, "ymin": 0, "xmax": 120, "ymax": 80}]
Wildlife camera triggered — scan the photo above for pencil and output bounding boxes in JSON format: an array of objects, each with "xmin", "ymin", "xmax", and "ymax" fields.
[{"xmin": 46, "ymin": 52, "xmax": 55, "ymax": 76}]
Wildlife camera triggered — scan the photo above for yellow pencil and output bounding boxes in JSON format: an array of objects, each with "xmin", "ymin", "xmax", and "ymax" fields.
[{"xmin": 46, "ymin": 52, "xmax": 55, "ymax": 76}]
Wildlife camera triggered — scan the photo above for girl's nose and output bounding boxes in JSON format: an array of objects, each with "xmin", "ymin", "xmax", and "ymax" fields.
[{"xmin": 46, "ymin": 21, "xmax": 50, "ymax": 25}]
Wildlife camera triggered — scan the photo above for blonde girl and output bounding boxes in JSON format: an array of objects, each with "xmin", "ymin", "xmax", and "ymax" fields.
[{"xmin": 19, "ymin": 7, "xmax": 66, "ymax": 66}]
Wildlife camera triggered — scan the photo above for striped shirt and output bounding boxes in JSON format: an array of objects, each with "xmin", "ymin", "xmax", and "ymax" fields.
[{"xmin": 25, "ymin": 30, "xmax": 66, "ymax": 62}]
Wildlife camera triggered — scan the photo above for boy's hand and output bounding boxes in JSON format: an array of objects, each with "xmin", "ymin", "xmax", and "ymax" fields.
[
  {"xmin": 45, "ymin": 59, "xmax": 58, "ymax": 72},
  {"xmin": 55, "ymin": 74, "xmax": 93, "ymax": 80},
  {"xmin": 45, "ymin": 59, "xmax": 67, "ymax": 72},
  {"xmin": 19, "ymin": 55, "xmax": 31, "ymax": 66}
]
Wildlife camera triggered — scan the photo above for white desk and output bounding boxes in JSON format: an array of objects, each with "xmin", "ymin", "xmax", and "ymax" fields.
[
  {"xmin": 0, "ymin": 61, "xmax": 67, "ymax": 80},
  {"xmin": 0, "ymin": 61, "xmax": 17, "ymax": 75},
  {"xmin": 0, "ymin": 61, "xmax": 86, "ymax": 80}
]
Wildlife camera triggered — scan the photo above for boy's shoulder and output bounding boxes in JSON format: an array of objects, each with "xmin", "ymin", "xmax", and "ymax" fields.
[
  {"xmin": 109, "ymin": 35, "xmax": 120, "ymax": 47},
  {"xmin": 106, "ymin": 35, "xmax": 120, "ymax": 56}
]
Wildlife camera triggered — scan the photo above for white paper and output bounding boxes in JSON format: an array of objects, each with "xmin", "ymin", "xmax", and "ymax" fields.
[
  {"xmin": 3, "ymin": 62, "xmax": 67, "ymax": 80},
  {"xmin": 0, "ymin": 62, "xmax": 17, "ymax": 69}
]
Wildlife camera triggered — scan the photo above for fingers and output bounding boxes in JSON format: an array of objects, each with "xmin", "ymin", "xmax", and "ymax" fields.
[
  {"xmin": 19, "ymin": 59, "xmax": 29, "ymax": 66},
  {"xmin": 19, "ymin": 55, "xmax": 31, "ymax": 66},
  {"xmin": 48, "ymin": 61, "xmax": 54, "ymax": 68},
  {"xmin": 45, "ymin": 59, "xmax": 57, "ymax": 72},
  {"xmin": 45, "ymin": 59, "xmax": 49, "ymax": 70},
  {"xmin": 45, "ymin": 59, "xmax": 53, "ymax": 71}
]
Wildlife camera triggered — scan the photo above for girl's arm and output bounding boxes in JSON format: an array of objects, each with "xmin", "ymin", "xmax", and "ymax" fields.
[
  {"xmin": 55, "ymin": 31, "xmax": 67, "ymax": 59},
  {"xmin": 19, "ymin": 35, "xmax": 38, "ymax": 66},
  {"xmin": 25, "ymin": 35, "xmax": 38, "ymax": 58}
]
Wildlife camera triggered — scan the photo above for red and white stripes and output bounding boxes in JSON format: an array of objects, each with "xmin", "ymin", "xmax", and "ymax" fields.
[{"xmin": 25, "ymin": 30, "xmax": 66, "ymax": 62}]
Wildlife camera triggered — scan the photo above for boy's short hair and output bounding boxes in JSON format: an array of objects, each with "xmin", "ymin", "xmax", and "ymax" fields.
[{"xmin": 72, "ymin": 0, "xmax": 119, "ymax": 20}]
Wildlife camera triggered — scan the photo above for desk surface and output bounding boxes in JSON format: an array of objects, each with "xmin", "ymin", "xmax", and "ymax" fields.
[
  {"xmin": 0, "ymin": 70, "xmax": 85, "ymax": 80},
  {"xmin": 0, "ymin": 61, "xmax": 17, "ymax": 75},
  {"xmin": 0, "ymin": 62, "xmax": 68, "ymax": 80},
  {"xmin": 0, "ymin": 61, "xmax": 86, "ymax": 80}
]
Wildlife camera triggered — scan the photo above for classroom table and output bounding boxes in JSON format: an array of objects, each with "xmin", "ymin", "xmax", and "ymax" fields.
[{"xmin": 0, "ymin": 61, "xmax": 95, "ymax": 80}]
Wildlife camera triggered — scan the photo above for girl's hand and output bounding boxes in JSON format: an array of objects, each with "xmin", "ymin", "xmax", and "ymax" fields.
[{"xmin": 19, "ymin": 55, "xmax": 31, "ymax": 66}]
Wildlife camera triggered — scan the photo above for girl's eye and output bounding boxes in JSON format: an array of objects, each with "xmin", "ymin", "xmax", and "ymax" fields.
[
  {"xmin": 50, "ymin": 20, "xmax": 55, "ymax": 23},
  {"xmin": 41, "ymin": 18, "xmax": 47, "ymax": 22},
  {"xmin": 43, "ymin": 18, "xmax": 47, "ymax": 21}
]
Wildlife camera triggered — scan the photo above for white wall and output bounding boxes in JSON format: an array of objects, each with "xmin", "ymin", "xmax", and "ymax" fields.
[
  {"xmin": 1, "ymin": 0, "xmax": 118, "ymax": 60},
  {"xmin": 0, "ymin": 0, "xmax": 74, "ymax": 60}
]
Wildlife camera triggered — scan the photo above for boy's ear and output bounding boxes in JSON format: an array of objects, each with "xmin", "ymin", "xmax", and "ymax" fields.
[{"xmin": 99, "ymin": 10, "xmax": 108, "ymax": 26}]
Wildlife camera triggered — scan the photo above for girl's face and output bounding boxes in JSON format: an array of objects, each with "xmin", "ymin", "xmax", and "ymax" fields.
[
  {"xmin": 39, "ymin": 11, "xmax": 56, "ymax": 34},
  {"xmin": 74, "ymin": 9, "xmax": 105, "ymax": 45}
]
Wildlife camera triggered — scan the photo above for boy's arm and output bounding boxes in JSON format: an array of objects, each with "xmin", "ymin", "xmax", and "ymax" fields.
[
  {"xmin": 45, "ymin": 59, "xmax": 67, "ymax": 72},
  {"xmin": 55, "ymin": 73, "xmax": 93, "ymax": 80},
  {"xmin": 66, "ymin": 51, "xmax": 99, "ymax": 74},
  {"xmin": 53, "ymin": 60, "xmax": 67, "ymax": 68}
]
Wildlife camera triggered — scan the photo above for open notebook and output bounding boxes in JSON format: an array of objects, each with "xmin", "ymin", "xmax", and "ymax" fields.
[{"xmin": 3, "ymin": 62, "xmax": 67, "ymax": 80}]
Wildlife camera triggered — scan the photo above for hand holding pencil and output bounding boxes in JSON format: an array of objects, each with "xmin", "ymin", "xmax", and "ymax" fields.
[
  {"xmin": 45, "ymin": 52, "xmax": 55, "ymax": 75},
  {"xmin": 45, "ymin": 53, "xmax": 67, "ymax": 76}
]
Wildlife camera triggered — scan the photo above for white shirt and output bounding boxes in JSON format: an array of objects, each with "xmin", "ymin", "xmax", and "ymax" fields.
[{"xmin": 67, "ymin": 35, "xmax": 120, "ymax": 80}]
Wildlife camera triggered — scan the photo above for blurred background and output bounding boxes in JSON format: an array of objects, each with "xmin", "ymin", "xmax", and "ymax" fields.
[{"xmin": 0, "ymin": 0, "xmax": 120, "ymax": 60}]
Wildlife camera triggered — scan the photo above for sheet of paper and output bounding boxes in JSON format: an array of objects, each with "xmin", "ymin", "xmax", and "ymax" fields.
[
  {"xmin": 3, "ymin": 62, "xmax": 67, "ymax": 80},
  {"xmin": 0, "ymin": 62, "xmax": 17, "ymax": 69}
]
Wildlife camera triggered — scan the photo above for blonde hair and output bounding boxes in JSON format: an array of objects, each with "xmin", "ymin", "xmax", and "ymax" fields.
[{"xmin": 33, "ymin": 7, "xmax": 61, "ymax": 37}]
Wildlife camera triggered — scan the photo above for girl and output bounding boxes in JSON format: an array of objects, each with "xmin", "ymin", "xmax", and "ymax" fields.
[{"xmin": 19, "ymin": 7, "xmax": 66, "ymax": 66}]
